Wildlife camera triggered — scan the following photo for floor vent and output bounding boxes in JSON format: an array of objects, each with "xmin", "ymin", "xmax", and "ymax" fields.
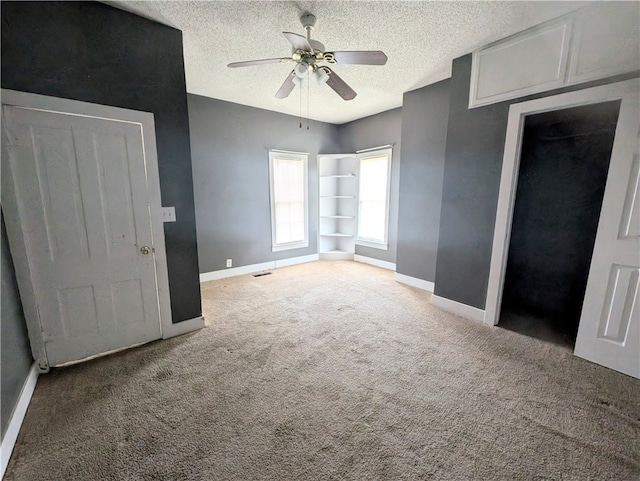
[{"xmin": 253, "ymin": 272, "xmax": 272, "ymax": 278}]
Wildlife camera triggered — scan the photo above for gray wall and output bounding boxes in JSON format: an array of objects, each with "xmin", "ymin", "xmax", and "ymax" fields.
[
  {"xmin": 396, "ymin": 80, "xmax": 450, "ymax": 282},
  {"xmin": 188, "ymin": 95, "xmax": 340, "ymax": 273},
  {"xmin": 435, "ymin": 54, "xmax": 639, "ymax": 309},
  {"xmin": 1, "ymin": 214, "xmax": 32, "ymax": 440},
  {"xmin": 338, "ymin": 108, "xmax": 402, "ymax": 264},
  {"xmin": 1, "ymin": 1, "xmax": 201, "ymax": 323}
]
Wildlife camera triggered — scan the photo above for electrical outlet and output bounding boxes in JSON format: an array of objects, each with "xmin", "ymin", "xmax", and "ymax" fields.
[{"xmin": 226, "ymin": 259, "xmax": 232, "ymax": 268}]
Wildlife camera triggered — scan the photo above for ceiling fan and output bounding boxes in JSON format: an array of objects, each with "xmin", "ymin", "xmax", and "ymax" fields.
[{"xmin": 227, "ymin": 12, "xmax": 388, "ymax": 101}]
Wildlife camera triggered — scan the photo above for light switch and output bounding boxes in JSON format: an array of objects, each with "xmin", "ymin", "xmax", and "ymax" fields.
[{"xmin": 162, "ymin": 207, "xmax": 176, "ymax": 222}]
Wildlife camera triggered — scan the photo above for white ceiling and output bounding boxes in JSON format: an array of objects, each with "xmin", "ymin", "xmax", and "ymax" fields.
[{"xmin": 109, "ymin": 1, "xmax": 591, "ymax": 124}]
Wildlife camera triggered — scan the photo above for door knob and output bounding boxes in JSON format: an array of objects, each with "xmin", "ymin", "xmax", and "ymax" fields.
[{"xmin": 140, "ymin": 246, "xmax": 152, "ymax": 255}]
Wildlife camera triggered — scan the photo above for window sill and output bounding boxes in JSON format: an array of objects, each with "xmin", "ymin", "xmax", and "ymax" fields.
[
  {"xmin": 272, "ymin": 241, "xmax": 309, "ymax": 253},
  {"xmin": 356, "ymin": 240, "xmax": 388, "ymax": 251}
]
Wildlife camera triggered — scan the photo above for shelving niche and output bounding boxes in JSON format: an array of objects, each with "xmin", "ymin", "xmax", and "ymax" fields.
[{"xmin": 318, "ymin": 154, "xmax": 357, "ymax": 260}]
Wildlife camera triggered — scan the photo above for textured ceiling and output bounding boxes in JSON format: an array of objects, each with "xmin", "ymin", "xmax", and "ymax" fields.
[{"xmin": 108, "ymin": 1, "xmax": 591, "ymax": 124}]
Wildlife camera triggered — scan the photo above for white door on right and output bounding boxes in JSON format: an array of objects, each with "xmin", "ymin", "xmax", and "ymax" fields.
[{"xmin": 575, "ymin": 88, "xmax": 640, "ymax": 379}]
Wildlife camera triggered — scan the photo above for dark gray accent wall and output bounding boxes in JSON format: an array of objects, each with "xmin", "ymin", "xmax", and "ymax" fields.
[
  {"xmin": 1, "ymin": 214, "xmax": 32, "ymax": 440},
  {"xmin": 435, "ymin": 53, "xmax": 639, "ymax": 309},
  {"xmin": 396, "ymin": 80, "xmax": 450, "ymax": 282},
  {"xmin": 1, "ymin": 1, "xmax": 201, "ymax": 323},
  {"xmin": 188, "ymin": 95, "xmax": 340, "ymax": 273},
  {"xmin": 338, "ymin": 108, "xmax": 402, "ymax": 264}
]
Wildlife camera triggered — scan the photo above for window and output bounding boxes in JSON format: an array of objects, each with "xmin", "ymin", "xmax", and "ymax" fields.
[
  {"xmin": 356, "ymin": 148, "xmax": 392, "ymax": 249},
  {"xmin": 269, "ymin": 150, "xmax": 309, "ymax": 252}
]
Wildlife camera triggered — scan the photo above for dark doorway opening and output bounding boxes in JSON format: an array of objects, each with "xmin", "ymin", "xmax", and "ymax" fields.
[{"xmin": 499, "ymin": 100, "xmax": 621, "ymax": 347}]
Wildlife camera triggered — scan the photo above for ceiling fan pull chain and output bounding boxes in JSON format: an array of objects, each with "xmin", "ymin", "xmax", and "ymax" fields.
[{"xmin": 307, "ymin": 78, "xmax": 310, "ymax": 130}]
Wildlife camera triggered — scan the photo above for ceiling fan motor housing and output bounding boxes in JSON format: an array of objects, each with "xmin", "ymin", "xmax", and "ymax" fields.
[{"xmin": 300, "ymin": 12, "xmax": 317, "ymax": 30}]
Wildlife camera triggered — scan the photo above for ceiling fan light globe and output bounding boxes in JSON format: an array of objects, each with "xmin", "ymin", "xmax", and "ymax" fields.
[
  {"xmin": 294, "ymin": 63, "xmax": 308, "ymax": 78},
  {"xmin": 315, "ymin": 69, "xmax": 330, "ymax": 85}
]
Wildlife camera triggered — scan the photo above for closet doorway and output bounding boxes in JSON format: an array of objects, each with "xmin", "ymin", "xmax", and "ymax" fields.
[
  {"xmin": 485, "ymin": 79, "xmax": 639, "ymax": 378},
  {"xmin": 499, "ymin": 101, "xmax": 620, "ymax": 346}
]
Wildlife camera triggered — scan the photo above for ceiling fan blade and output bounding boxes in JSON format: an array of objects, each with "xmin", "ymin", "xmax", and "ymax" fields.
[
  {"xmin": 283, "ymin": 32, "xmax": 313, "ymax": 52},
  {"xmin": 330, "ymin": 51, "xmax": 388, "ymax": 65},
  {"xmin": 275, "ymin": 70, "xmax": 297, "ymax": 99},
  {"xmin": 324, "ymin": 68, "xmax": 357, "ymax": 101},
  {"xmin": 228, "ymin": 58, "xmax": 290, "ymax": 68}
]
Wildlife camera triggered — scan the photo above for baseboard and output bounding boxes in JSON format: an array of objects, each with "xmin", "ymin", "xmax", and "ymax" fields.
[
  {"xmin": 200, "ymin": 254, "xmax": 320, "ymax": 283},
  {"xmin": 319, "ymin": 252, "xmax": 354, "ymax": 261},
  {"xmin": 200, "ymin": 261, "xmax": 274, "ymax": 282},
  {"xmin": 274, "ymin": 254, "xmax": 319, "ymax": 269},
  {"xmin": 1, "ymin": 363, "xmax": 39, "ymax": 478},
  {"xmin": 394, "ymin": 273, "xmax": 435, "ymax": 292},
  {"xmin": 162, "ymin": 315, "xmax": 205, "ymax": 339},
  {"xmin": 430, "ymin": 294, "xmax": 485, "ymax": 323},
  {"xmin": 354, "ymin": 255, "xmax": 396, "ymax": 271}
]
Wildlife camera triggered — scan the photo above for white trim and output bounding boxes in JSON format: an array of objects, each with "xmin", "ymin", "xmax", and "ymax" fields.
[
  {"xmin": 162, "ymin": 316, "xmax": 205, "ymax": 339},
  {"xmin": 356, "ymin": 144, "xmax": 393, "ymax": 154},
  {"xmin": 394, "ymin": 273, "xmax": 435, "ymax": 292},
  {"xmin": 319, "ymin": 252, "xmax": 354, "ymax": 261},
  {"xmin": 469, "ymin": 18, "xmax": 572, "ymax": 108},
  {"xmin": 1, "ymin": 364, "xmax": 39, "ymax": 478},
  {"xmin": 356, "ymin": 147, "xmax": 392, "ymax": 247},
  {"xmin": 270, "ymin": 149, "xmax": 309, "ymax": 155},
  {"xmin": 271, "ymin": 241, "xmax": 309, "ymax": 253},
  {"xmin": 274, "ymin": 253, "xmax": 319, "ymax": 268},
  {"xmin": 1, "ymin": 89, "xmax": 172, "ymax": 369},
  {"xmin": 431, "ymin": 295, "xmax": 485, "ymax": 323},
  {"xmin": 200, "ymin": 261, "xmax": 274, "ymax": 282},
  {"xmin": 485, "ymin": 79, "xmax": 639, "ymax": 326},
  {"xmin": 199, "ymin": 254, "xmax": 319, "ymax": 282},
  {"xmin": 268, "ymin": 150, "xmax": 309, "ymax": 252},
  {"xmin": 354, "ymin": 255, "xmax": 395, "ymax": 271},
  {"xmin": 355, "ymin": 239, "xmax": 388, "ymax": 251}
]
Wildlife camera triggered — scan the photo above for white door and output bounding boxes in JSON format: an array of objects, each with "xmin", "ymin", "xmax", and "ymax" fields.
[
  {"xmin": 2, "ymin": 104, "xmax": 162, "ymax": 366},
  {"xmin": 574, "ymin": 89, "xmax": 640, "ymax": 378}
]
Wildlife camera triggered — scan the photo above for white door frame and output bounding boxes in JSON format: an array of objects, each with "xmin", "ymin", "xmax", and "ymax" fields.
[
  {"xmin": 1, "ymin": 89, "xmax": 182, "ymax": 370},
  {"xmin": 484, "ymin": 79, "xmax": 639, "ymax": 326}
]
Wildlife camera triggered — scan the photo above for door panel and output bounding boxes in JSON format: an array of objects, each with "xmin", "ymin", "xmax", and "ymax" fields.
[
  {"xmin": 3, "ymin": 105, "xmax": 162, "ymax": 365},
  {"xmin": 575, "ymin": 90, "xmax": 640, "ymax": 378},
  {"xmin": 619, "ymin": 157, "xmax": 640, "ymax": 238},
  {"xmin": 597, "ymin": 265, "xmax": 638, "ymax": 342}
]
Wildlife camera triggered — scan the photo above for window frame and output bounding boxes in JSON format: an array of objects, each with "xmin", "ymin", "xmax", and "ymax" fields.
[
  {"xmin": 356, "ymin": 147, "xmax": 392, "ymax": 250},
  {"xmin": 268, "ymin": 150, "xmax": 309, "ymax": 252}
]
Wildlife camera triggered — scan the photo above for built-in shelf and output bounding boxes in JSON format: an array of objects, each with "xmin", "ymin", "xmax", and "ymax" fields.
[{"xmin": 319, "ymin": 153, "xmax": 358, "ymax": 258}]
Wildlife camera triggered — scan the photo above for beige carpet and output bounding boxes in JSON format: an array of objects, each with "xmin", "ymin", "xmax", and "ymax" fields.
[{"xmin": 5, "ymin": 261, "xmax": 640, "ymax": 480}]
